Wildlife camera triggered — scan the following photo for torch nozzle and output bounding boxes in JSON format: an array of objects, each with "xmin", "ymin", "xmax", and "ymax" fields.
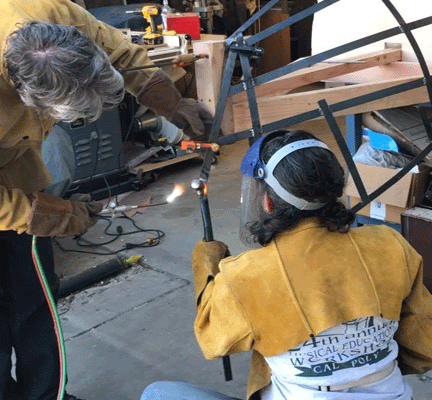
[
  {"xmin": 191, "ymin": 179, "xmax": 208, "ymax": 196},
  {"xmin": 191, "ymin": 179, "xmax": 203, "ymax": 191}
]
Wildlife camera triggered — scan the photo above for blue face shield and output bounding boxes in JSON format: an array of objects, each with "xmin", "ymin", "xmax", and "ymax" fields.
[{"xmin": 240, "ymin": 132, "xmax": 331, "ymax": 211}]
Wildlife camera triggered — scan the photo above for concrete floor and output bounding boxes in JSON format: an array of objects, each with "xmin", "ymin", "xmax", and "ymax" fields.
[{"xmin": 54, "ymin": 125, "xmax": 432, "ymax": 400}]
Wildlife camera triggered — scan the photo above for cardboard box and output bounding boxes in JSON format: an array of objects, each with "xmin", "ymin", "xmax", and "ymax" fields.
[{"xmin": 345, "ymin": 162, "xmax": 431, "ymax": 224}]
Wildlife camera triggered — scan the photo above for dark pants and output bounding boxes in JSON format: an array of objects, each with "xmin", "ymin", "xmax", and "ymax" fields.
[{"xmin": 0, "ymin": 231, "xmax": 60, "ymax": 400}]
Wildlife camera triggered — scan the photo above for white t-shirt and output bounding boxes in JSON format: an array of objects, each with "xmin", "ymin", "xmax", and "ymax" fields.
[{"xmin": 260, "ymin": 317, "xmax": 412, "ymax": 400}]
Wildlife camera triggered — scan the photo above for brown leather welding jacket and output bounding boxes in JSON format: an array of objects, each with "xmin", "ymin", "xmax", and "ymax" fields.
[
  {"xmin": 0, "ymin": 0, "xmax": 158, "ymax": 232},
  {"xmin": 192, "ymin": 218, "xmax": 432, "ymax": 400}
]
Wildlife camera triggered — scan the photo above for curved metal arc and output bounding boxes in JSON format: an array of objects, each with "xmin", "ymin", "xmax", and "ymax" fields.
[
  {"xmin": 381, "ymin": 0, "xmax": 432, "ymax": 104},
  {"xmin": 347, "ymin": 0, "xmax": 432, "ymax": 215},
  {"xmin": 229, "ymin": 15, "xmax": 432, "ymax": 97}
]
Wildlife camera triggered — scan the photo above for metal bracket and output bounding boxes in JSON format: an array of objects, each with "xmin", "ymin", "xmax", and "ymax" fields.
[{"xmin": 227, "ymin": 42, "xmax": 264, "ymax": 57}]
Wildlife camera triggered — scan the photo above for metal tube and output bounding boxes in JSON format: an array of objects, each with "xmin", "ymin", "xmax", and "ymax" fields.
[
  {"xmin": 200, "ymin": 195, "xmax": 214, "ymax": 241},
  {"xmin": 58, "ymin": 258, "xmax": 128, "ymax": 298},
  {"xmin": 381, "ymin": 0, "xmax": 432, "ymax": 104}
]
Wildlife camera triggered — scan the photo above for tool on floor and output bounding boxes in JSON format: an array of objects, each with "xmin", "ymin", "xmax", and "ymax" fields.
[
  {"xmin": 191, "ymin": 179, "xmax": 233, "ymax": 381},
  {"xmin": 99, "ymin": 185, "xmax": 184, "ymax": 217},
  {"xmin": 99, "ymin": 202, "xmax": 173, "ymax": 216}
]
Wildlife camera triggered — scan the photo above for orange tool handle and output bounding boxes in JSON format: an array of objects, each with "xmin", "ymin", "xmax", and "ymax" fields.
[
  {"xmin": 181, "ymin": 141, "xmax": 220, "ymax": 152},
  {"xmin": 173, "ymin": 53, "xmax": 208, "ymax": 68}
]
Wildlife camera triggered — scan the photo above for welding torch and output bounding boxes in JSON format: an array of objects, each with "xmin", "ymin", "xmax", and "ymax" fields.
[
  {"xmin": 99, "ymin": 202, "xmax": 169, "ymax": 217},
  {"xmin": 190, "ymin": 178, "xmax": 233, "ymax": 382},
  {"xmin": 191, "ymin": 179, "xmax": 214, "ymax": 240}
]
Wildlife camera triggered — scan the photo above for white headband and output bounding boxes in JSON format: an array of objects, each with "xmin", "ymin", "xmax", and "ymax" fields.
[{"xmin": 263, "ymin": 139, "xmax": 331, "ymax": 210}]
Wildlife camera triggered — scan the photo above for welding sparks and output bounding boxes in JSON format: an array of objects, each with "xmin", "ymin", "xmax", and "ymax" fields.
[{"xmin": 166, "ymin": 184, "xmax": 185, "ymax": 203}]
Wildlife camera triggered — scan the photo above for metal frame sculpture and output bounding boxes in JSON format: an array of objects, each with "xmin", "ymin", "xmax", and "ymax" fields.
[{"xmin": 192, "ymin": 0, "xmax": 432, "ymax": 380}]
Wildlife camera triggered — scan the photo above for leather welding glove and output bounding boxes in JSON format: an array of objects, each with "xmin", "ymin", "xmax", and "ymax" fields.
[
  {"xmin": 192, "ymin": 239, "xmax": 230, "ymax": 302},
  {"xmin": 137, "ymin": 69, "xmax": 214, "ymax": 141},
  {"xmin": 26, "ymin": 192, "xmax": 103, "ymax": 237}
]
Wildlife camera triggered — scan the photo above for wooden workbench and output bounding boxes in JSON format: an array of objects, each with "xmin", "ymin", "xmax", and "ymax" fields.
[{"xmin": 128, "ymin": 34, "xmax": 227, "ymax": 175}]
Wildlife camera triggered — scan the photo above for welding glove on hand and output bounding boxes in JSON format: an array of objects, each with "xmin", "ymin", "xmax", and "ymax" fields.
[
  {"xmin": 137, "ymin": 69, "xmax": 214, "ymax": 141},
  {"xmin": 26, "ymin": 192, "xmax": 103, "ymax": 237},
  {"xmin": 192, "ymin": 239, "xmax": 230, "ymax": 301}
]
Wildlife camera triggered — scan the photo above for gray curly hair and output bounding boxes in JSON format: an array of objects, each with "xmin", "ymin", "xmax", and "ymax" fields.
[{"xmin": 5, "ymin": 21, "xmax": 125, "ymax": 122}]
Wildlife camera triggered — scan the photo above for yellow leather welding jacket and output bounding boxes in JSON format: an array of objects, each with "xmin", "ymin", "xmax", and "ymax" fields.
[
  {"xmin": 192, "ymin": 218, "xmax": 432, "ymax": 399},
  {"xmin": 0, "ymin": 0, "xmax": 158, "ymax": 232}
]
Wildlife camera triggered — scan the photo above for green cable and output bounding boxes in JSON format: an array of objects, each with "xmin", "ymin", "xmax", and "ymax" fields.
[{"xmin": 32, "ymin": 236, "xmax": 67, "ymax": 400}]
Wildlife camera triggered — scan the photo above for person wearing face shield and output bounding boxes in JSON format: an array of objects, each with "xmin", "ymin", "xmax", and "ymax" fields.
[
  {"xmin": 140, "ymin": 129, "xmax": 432, "ymax": 400},
  {"xmin": 0, "ymin": 1, "xmax": 214, "ymax": 399}
]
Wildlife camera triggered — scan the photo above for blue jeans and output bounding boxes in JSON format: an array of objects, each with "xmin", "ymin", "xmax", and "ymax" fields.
[{"xmin": 140, "ymin": 381, "xmax": 242, "ymax": 400}]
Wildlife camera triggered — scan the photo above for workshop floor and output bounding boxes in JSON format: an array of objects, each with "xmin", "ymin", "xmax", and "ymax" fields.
[{"xmin": 54, "ymin": 120, "xmax": 432, "ymax": 400}]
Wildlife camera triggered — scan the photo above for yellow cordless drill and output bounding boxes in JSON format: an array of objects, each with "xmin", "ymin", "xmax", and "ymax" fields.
[
  {"xmin": 126, "ymin": 5, "xmax": 163, "ymax": 45},
  {"xmin": 141, "ymin": 5, "xmax": 164, "ymax": 44}
]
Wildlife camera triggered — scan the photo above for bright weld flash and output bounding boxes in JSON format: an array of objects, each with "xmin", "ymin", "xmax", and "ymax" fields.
[{"xmin": 166, "ymin": 184, "xmax": 185, "ymax": 203}]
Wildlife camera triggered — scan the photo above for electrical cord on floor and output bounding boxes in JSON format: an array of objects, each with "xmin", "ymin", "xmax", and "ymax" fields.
[
  {"xmin": 31, "ymin": 236, "xmax": 67, "ymax": 400},
  {"xmin": 54, "ymin": 214, "xmax": 165, "ymax": 256},
  {"xmin": 57, "ymin": 99, "xmax": 166, "ymax": 256}
]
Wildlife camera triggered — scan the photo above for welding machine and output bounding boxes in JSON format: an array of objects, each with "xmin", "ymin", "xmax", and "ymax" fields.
[{"xmin": 59, "ymin": 106, "xmax": 135, "ymax": 200}]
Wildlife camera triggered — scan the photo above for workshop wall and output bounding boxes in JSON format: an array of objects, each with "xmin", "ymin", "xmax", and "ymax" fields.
[{"xmin": 312, "ymin": 0, "xmax": 432, "ymax": 62}]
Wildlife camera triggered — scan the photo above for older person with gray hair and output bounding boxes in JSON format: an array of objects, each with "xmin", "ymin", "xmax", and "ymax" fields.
[{"xmin": 0, "ymin": 1, "xmax": 214, "ymax": 399}]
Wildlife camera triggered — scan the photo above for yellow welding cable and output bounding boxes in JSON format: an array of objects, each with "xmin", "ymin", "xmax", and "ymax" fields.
[{"xmin": 31, "ymin": 236, "xmax": 67, "ymax": 400}]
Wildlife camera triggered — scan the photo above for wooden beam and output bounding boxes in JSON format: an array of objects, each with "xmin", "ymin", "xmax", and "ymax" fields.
[
  {"xmin": 192, "ymin": 37, "xmax": 235, "ymax": 135},
  {"xmin": 231, "ymin": 48, "xmax": 402, "ymax": 104},
  {"xmin": 233, "ymin": 76, "xmax": 430, "ymax": 132},
  {"xmin": 322, "ymin": 61, "xmax": 432, "ymax": 85}
]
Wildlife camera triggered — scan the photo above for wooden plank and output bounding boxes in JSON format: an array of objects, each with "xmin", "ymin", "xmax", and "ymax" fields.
[
  {"xmin": 131, "ymin": 152, "xmax": 201, "ymax": 174},
  {"xmin": 193, "ymin": 37, "xmax": 235, "ymax": 135},
  {"xmin": 231, "ymin": 49, "xmax": 402, "ymax": 104},
  {"xmin": 233, "ymin": 76, "xmax": 430, "ymax": 132},
  {"xmin": 322, "ymin": 61, "xmax": 432, "ymax": 84}
]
